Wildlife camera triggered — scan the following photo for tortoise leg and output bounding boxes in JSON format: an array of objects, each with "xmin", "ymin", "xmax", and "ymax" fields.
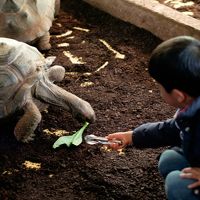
[
  {"xmin": 46, "ymin": 65, "xmax": 65, "ymax": 82},
  {"xmin": 14, "ymin": 101, "xmax": 42, "ymax": 143},
  {"xmin": 35, "ymin": 81, "xmax": 96, "ymax": 123},
  {"xmin": 38, "ymin": 32, "xmax": 51, "ymax": 50}
]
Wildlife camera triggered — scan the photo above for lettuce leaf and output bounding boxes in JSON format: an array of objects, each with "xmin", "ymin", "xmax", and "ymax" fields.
[{"xmin": 53, "ymin": 122, "xmax": 89, "ymax": 148}]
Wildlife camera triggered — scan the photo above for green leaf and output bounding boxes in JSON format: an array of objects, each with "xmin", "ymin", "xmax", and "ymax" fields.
[
  {"xmin": 53, "ymin": 122, "xmax": 89, "ymax": 149},
  {"xmin": 72, "ymin": 121, "xmax": 89, "ymax": 146},
  {"xmin": 53, "ymin": 135, "xmax": 74, "ymax": 148}
]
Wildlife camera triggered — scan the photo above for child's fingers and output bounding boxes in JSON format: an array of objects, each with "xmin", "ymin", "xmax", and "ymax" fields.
[
  {"xmin": 180, "ymin": 172, "xmax": 193, "ymax": 179},
  {"xmin": 181, "ymin": 167, "xmax": 200, "ymax": 180},
  {"xmin": 188, "ymin": 181, "xmax": 200, "ymax": 189},
  {"xmin": 106, "ymin": 131, "xmax": 133, "ymax": 149},
  {"xmin": 110, "ymin": 139, "xmax": 125, "ymax": 149},
  {"xmin": 104, "ymin": 138, "xmax": 125, "ymax": 150},
  {"xmin": 108, "ymin": 143, "xmax": 122, "ymax": 150},
  {"xmin": 182, "ymin": 167, "xmax": 192, "ymax": 173},
  {"xmin": 106, "ymin": 133, "xmax": 124, "ymax": 140}
]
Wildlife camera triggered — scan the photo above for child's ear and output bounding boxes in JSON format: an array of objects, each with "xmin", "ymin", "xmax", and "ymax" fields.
[{"xmin": 171, "ymin": 89, "xmax": 186, "ymax": 103}]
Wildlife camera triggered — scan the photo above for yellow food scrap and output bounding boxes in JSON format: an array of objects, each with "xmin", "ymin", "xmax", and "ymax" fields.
[
  {"xmin": 2, "ymin": 169, "xmax": 19, "ymax": 175},
  {"xmin": 56, "ymin": 30, "xmax": 73, "ymax": 38},
  {"xmin": 83, "ymin": 72, "xmax": 92, "ymax": 76},
  {"xmin": 65, "ymin": 71, "xmax": 92, "ymax": 77},
  {"xmin": 23, "ymin": 161, "xmax": 41, "ymax": 170},
  {"xmin": 56, "ymin": 23, "xmax": 62, "ymax": 27},
  {"xmin": 63, "ymin": 51, "xmax": 85, "ymax": 64},
  {"xmin": 67, "ymin": 36, "xmax": 75, "ymax": 39},
  {"xmin": 65, "ymin": 62, "xmax": 108, "ymax": 78},
  {"xmin": 117, "ymin": 148, "xmax": 125, "ymax": 156},
  {"xmin": 95, "ymin": 61, "xmax": 109, "ymax": 73},
  {"xmin": 43, "ymin": 129, "xmax": 69, "ymax": 136},
  {"xmin": 57, "ymin": 43, "xmax": 70, "ymax": 47},
  {"xmin": 65, "ymin": 72, "xmax": 79, "ymax": 76},
  {"xmin": 100, "ymin": 145, "xmax": 112, "ymax": 152},
  {"xmin": 43, "ymin": 109, "xmax": 48, "ymax": 113},
  {"xmin": 2, "ymin": 170, "xmax": 12, "ymax": 175},
  {"xmin": 73, "ymin": 27, "xmax": 90, "ymax": 32},
  {"xmin": 99, "ymin": 39, "xmax": 125, "ymax": 59},
  {"xmin": 80, "ymin": 81, "xmax": 94, "ymax": 87},
  {"xmin": 100, "ymin": 146, "xmax": 125, "ymax": 155}
]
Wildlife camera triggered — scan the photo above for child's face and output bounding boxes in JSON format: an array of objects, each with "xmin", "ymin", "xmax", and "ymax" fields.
[{"xmin": 158, "ymin": 84, "xmax": 183, "ymax": 108}]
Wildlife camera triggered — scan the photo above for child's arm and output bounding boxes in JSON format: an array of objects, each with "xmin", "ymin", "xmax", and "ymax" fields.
[{"xmin": 106, "ymin": 118, "xmax": 181, "ymax": 150}]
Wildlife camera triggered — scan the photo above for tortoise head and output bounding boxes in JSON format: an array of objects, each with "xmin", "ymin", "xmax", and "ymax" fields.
[
  {"xmin": 1, "ymin": 0, "xmax": 24, "ymax": 13},
  {"xmin": 1, "ymin": 0, "xmax": 38, "ymax": 37}
]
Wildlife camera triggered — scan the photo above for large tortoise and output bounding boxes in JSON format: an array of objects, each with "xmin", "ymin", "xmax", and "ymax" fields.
[
  {"xmin": 0, "ymin": 0, "xmax": 60, "ymax": 50},
  {"xmin": 0, "ymin": 37, "xmax": 96, "ymax": 142}
]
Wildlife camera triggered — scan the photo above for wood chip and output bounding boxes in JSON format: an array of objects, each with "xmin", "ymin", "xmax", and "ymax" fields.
[
  {"xmin": 63, "ymin": 51, "xmax": 85, "ymax": 64},
  {"xmin": 56, "ymin": 30, "xmax": 73, "ymax": 38},
  {"xmin": 80, "ymin": 81, "xmax": 94, "ymax": 87},
  {"xmin": 57, "ymin": 43, "xmax": 70, "ymax": 47},
  {"xmin": 99, "ymin": 39, "xmax": 125, "ymax": 59},
  {"xmin": 73, "ymin": 27, "xmax": 90, "ymax": 32}
]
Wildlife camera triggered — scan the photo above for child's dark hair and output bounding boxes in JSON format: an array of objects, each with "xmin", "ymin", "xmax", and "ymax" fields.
[{"xmin": 148, "ymin": 36, "xmax": 200, "ymax": 97}]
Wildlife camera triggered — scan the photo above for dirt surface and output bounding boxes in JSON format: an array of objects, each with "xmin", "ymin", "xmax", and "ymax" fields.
[{"xmin": 0, "ymin": 0, "xmax": 194, "ymax": 199}]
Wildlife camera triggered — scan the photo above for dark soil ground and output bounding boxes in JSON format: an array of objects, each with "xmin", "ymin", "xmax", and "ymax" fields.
[{"xmin": 1, "ymin": 0, "xmax": 199, "ymax": 199}]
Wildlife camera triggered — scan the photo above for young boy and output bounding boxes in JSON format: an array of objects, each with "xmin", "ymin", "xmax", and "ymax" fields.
[{"xmin": 106, "ymin": 36, "xmax": 200, "ymax": 200}]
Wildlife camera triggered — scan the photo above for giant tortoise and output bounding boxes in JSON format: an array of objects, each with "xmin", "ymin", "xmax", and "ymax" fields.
[{"xmin": 0, "ymin": 37, "xmax": 95, "ymax": 142}]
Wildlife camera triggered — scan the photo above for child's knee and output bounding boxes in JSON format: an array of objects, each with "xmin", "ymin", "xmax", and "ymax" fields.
[
  {"xmin": 165, "ymin": 170, "xmax": 182, "ymax": 189},
  {"xmin": 158, "ymin": 149, "xmax": 189, "ymax": 178},
  {"xmin": 165, "ymin": 171, "xmax": 196, "ymax": 200},
  {"xmin": 158, "ymin": 149, "xmax": 177, "ymax": 177},
  {"xmin": 159, "ymin": 149, "xmax": 174, "ymax": 164}
]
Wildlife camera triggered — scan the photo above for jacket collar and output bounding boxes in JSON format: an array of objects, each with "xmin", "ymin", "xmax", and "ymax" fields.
[{"xmin": 176, "ymin": 96, "xmax": 200, "ymax": 127}]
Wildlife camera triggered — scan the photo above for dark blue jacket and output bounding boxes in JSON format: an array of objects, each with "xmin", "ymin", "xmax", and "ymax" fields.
[{"xmin": 133, "ymin": 96, "xmax": 200, "ymax": 167}]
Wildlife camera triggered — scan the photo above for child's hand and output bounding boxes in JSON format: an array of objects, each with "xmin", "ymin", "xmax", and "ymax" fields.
[
  {"xmin": 180, "ymin": 167, "xmax": 200, "ymax": 189},
  {"xmin": 105, "ymin": 131, "xmax": 133, "ymax": 150}
]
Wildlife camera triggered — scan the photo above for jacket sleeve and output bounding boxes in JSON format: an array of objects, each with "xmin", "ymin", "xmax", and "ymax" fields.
[{"xmin": 132, "ymin": 119, "xmax": 182, "ymax": 148}]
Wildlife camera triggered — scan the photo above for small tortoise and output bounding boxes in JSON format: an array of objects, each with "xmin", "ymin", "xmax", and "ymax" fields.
[
  {"xmin": 0, "ymin": 37, "xmax": 96, "ymax": 142},
  {"xmin": 0, "ymin": 0, "xmax": 60, "ymax": 50}
]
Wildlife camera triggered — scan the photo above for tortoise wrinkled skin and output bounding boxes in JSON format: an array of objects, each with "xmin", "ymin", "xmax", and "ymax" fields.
[
  {"xmin": 0, "ymin": 38, "xmax": 96, "ymax": 143},
  {"xmin": 0, "ymin": 0, "xmax": 60, "ymax": 50}
]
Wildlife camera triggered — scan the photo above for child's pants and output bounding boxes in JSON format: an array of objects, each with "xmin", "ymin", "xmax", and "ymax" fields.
[{"xmin": 158, "ymin": 149, "xmax": 199, "ymax": 200}]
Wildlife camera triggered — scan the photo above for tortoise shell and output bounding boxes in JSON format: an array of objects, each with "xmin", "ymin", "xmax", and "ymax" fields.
[{"xmin": 0, "ymin": 37, "xmax": 45, "ymax": 117}]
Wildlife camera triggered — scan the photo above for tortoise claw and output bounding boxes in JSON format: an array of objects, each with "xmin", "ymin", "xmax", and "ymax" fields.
[{"xmin": 21, "ymin": 132, "xmax": 36, "ymax": 143}]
